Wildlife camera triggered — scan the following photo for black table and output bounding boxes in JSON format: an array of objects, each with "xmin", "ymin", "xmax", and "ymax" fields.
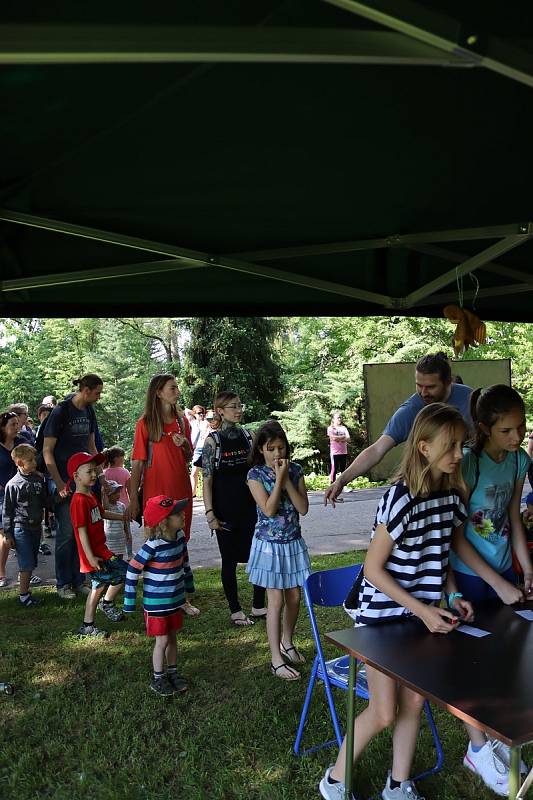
[{"xmin": 326, "ymin": 601, "xmax": 533, "ymax": 800}]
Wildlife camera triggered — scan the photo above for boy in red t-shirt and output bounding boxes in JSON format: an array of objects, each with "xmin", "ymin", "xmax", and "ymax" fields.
[{"xmin": 68, "ymin": 451, "xmax": 128, "ymax": 638}]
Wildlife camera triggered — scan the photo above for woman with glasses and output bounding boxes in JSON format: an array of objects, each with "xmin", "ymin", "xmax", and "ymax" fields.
[
  {"xmin": 202, "ymin": 391, "xmax": 266, "ymax": 626},
  {"xmin": 0, "ymin": 412, "xmax": 24, "ymax": 586},
  {"xmin": 189, "ymin": 405, "xmax": 208, "ymax": 498},
  {"xmin": 130, "ymin": 375, "xmax": 199, "ymax": 617}
]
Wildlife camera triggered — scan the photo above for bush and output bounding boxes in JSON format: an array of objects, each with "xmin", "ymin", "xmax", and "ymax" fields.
[{"xmin": 303, "ymin": 473, "xmax": 387, "ymax": 491}]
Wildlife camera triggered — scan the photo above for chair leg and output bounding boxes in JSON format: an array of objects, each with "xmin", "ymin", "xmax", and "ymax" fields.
[
  {"xmin": 412, "ymin": 700, "xmax": 444, "ymax": 782},
  {"xmin": 294, "ymin": 657, "xmax": 345, "ymax": 756},
  {"xmin": 294, "ymin": 657, "xmax": 319, "ymax": 755}
]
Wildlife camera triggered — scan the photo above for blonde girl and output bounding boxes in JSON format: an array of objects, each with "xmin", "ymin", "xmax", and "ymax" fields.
[{"xmin": 321, "ymin": 403, "xmax": 473, "ymax": 800}]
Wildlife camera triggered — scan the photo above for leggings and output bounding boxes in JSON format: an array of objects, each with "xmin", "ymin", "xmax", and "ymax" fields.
[
  {"xmin": 216, "ymin": 526, "xmax": 266, "ymax": 614},
  {"xmin": 330, "ymin": 453, "xmax": 347, "ymax": 483}
]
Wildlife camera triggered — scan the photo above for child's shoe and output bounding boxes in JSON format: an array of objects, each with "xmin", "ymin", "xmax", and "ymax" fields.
[
  {"xmin": 381, "ymin": 772, "xmax": 424, "ymax": 799},
  {"xmin": 77, "ymin": 623, "xmax": 109, "ymax": 639},
  {"xmin": 490, "ymin": 739, "xmax": 528, "ymax": 774},
  {"xmin": 19, "ymin": 593, "xmax": 40, "ymax": 607},
  {"xmin": 150, "ymin": 675, "xmax": 176, "ymax": 696},
  {"xmin": 97, "ymin": 599, "xmax": 124, "ymax": 622},
  {"xmin": 463, "ymin": 740, "xmax": 509, "ymax": 797},
  {"xmin": 166, "ymin": 672, "xmax": 188, "ymax": 693},
  {"xmin": 319, "ymin": 766, "xmax": 357, "ymax": 800}
]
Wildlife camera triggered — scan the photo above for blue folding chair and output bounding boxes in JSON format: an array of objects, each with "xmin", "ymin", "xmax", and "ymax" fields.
[{"xmin": 294, "ymin": 565, "xmax": 444, "ymax": 783}]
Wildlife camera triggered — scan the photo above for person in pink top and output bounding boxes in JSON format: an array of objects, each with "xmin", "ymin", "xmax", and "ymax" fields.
[
  {"xmin": 327, "ymin": 411, "xmax": 350, "ymax": 490},
  {"xmin": 103, "ymin": 446, "xmax": 132, "ymax": 557}
]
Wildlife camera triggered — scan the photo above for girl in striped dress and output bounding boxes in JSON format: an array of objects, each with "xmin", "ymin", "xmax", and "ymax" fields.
[
  {"xmin": 246, "ymin": 421, "xmax": 310, "ymax": 681},
  {"xmin": 320, "ymin": 403, "xmax": 474, "ymax": 800}
]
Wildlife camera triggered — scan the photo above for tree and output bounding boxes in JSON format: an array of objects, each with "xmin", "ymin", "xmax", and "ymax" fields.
[{"xmin": 180, "ymin": 318, "xmax": 283, "ymax": 421}]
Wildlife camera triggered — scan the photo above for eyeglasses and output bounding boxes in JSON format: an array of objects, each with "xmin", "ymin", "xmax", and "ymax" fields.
[{"xmin": 224, "ymin": 404, "xmax": 245, "ymax": 411}]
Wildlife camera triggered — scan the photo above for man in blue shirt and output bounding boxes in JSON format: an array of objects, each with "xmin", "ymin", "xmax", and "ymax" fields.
[{"xmin": 324, "ymin": 352, "xmax": 472, "ymax": 504}]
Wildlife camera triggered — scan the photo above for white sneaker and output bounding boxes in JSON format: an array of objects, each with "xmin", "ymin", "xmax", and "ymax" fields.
[
  {"xmin": 57, "ymin": 585, "xmax": 76, "ymax": 600},
  {"xmin": 381, "ymin": 771, "xmax": 424, "ymax": 799},
  {"xmin": 464, "ymin": 740, "xmax": 509, "ymax": 796},
  {"xmin": 319, "ymin": 766, "xmax": 356, "ymax": 800},
  {"xmin": 491, "ymin": 739, "xmax": 528, "ymax": 774}
]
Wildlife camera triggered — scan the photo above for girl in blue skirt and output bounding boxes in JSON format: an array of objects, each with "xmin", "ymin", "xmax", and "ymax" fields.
[{"xmin": 247, "ymin": 421, "xmax": 310, "ymax": 680}]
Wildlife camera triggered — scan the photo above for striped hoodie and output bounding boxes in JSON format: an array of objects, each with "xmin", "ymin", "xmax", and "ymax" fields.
[{"xmin": 124, "ymin": 532, "xmax": 194, "ymax": 616}]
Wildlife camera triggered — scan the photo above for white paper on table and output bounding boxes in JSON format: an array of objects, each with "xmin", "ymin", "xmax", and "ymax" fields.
[
  {"xmin": 515, "ymin": 609, "xmax": 533, "ymax": 621},
  {"xmin": 454, "ymin": 624, "xmax": 491, "ymax": 638}
]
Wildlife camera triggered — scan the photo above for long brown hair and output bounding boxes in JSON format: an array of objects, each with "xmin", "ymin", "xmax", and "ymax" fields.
[
  {"xmin": 469, "ymin": 384, "xmax": 525, "ymax": 455},
  {"xmin": 143, "ymin": 374, "xmax": 183, "ymax": 442},
  {"xmin": 395, "ymin": 403, "xmax": 467, "ymax": 499}
]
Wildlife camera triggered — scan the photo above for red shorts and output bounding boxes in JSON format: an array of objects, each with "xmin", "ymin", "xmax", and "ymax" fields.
[{"xmin": 144, "ymin": 610, "xmax": 183, "ymax": 637}]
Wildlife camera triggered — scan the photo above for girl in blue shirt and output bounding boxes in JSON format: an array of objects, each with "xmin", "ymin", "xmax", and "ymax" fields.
[
  {"xmin": 451, "ymin": 384, "xmax": 532, "ymax": 794},
  {"xmin": 246, "ymin": 421, "xmax": 310, "ymax": 681}
]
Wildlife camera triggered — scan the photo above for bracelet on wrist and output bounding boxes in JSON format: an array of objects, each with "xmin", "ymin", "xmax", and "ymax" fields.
[
  {"xmin": 447, "ymin": 591, "xmax": 463, "ymax": 609},
  {"xmin": 204, "ymin": 509, "xmax": 213, "ymax": 515}
]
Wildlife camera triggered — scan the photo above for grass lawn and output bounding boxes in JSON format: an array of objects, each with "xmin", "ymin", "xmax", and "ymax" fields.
[{"xmin": 1, "ymin": 551, "xmax": 525, "ymax": 800}]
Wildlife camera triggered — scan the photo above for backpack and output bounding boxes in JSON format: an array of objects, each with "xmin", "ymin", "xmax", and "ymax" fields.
[{"xmin": 36, "ymin": 400, "xmax": 97, "ymax": 472}]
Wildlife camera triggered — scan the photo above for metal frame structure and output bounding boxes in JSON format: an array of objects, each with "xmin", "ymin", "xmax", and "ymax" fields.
[{"xmin": 2, "ymin": 210, "xmax": 533, "ymax": 310}]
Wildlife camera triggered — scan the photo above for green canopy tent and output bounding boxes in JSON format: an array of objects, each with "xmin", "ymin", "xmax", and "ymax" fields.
[{"xmin": 1, "ymin": 0, "xmax": 533, "ymax": 319}]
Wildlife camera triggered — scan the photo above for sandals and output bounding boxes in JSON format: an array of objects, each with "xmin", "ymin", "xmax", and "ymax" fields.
[
  {"xmin": 230, "ymin": 612, "xmax": 254, "ymax": 627},
  {"xmin": 180, "ymin": 601, "xmax": 201, "ymax": 617},
  {"xmin": 250, "ymin": 609, "xmax": 267, "ymax": 620},
  {"xmin": 280, "ymin": 642, "xmax": 306, "ymax": 665},
  {"xmin": 271, "ymin": 662, "xmax": 300, "ymax": 681}
]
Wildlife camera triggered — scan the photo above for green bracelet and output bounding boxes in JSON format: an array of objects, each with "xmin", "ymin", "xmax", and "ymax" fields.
[{"xmin": 448, "ymin": 591, "xmax": 463, "ymax": 609}]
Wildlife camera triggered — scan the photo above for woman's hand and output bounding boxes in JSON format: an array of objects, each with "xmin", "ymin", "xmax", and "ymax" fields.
[
  {"xmin": 523, "ymin": 571, "xmax": 533, "ymax": 597},
  {"xmin": 452, "ymin": 597, "xmax": 475, "ymax": 622},
  {"xmin": 495, "ymin": 577, "xmax": 525, "ymax": 605},
  {"xmin": 172, "ymin": 432, "xmax": 187, "ymax": 448},
  {"xmin": 418, "ymin": 605, "xmax": 459, "ymax": 634},
  {"xmin": 324, "ymin": 478, "xmax": 343, "ymax": 506},
  {"xmin": 129, "ymin": 495, "xmax": 139, "ymax": 521},
  {"xmin": 206, "ymin": 514, "xmax": 228, "ymax": 532}
]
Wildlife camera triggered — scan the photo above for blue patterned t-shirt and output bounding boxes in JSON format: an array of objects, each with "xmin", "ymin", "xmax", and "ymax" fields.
[{"xmin": 247, "ymin": 462, "xmax": 304, "ymax": 543}]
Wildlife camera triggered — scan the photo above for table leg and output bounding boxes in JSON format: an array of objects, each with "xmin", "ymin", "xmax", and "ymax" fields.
[
  {"xmin": 509, "ymin": 746, "xmax": 521, "ymax": 800},
  {"xmin": 344, "ymin": 656, "xmax": 356, "ymax": 800}
]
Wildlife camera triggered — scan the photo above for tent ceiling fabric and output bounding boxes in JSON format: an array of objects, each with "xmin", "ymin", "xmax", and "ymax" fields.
[{"xmin": 1, "ymin": 0, "xmax": 533, "ymax": 319}]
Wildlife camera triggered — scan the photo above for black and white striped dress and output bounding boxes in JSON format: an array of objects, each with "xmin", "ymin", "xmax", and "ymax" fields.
[{"xmin": 346, "ymin": 483, "xmax": 466, "ymax": 626}]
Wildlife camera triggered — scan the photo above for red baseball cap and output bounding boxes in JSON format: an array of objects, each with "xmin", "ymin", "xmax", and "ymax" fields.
[
  {"xmin": 144, "ymin": 495, "xmax": 189, "ymax": 527},
  {"xmin": 67, "ymin": 451, "xmax": 106, "ymax": 479}
]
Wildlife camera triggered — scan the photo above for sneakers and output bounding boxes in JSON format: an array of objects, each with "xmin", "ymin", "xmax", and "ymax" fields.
[
  {"xmin": 73, "ymin": 584, "xmax": 91, "ymax": 597},
  {"xmin": 150, "ymin": 675, "xmax": 176, "ymax": 697},
  {"xmin": 38, "ymin": 543, "xmax": 52, "ymax": 555},
  {"xmin": 77, "ymin": 623, "xmax": 109, "ymax": 638},
  {"xmin": 382, "ymin": 772, "xmax": 424, "ymax": 799},
  {"xmin": 319, "ymin": 767, "xmax": 357, "ymax": 800},
  {"xmin": 167, "ymin": 672, "xmax": 188, "ymax": 693},
  {"xmin": 57, "ymin": 585, "xmax": 76, "ymax": 600},
  {"xmin": 19, "ymin": 593, "xmax": 40, "ymax": 607},
  {"xmin": 98, "ymin": 600, "xmax": 124, "ymax": 622},
  {"xmin": 43, "ymin": 526, "xmax": 54, "ymax": 538},
  {"xmin": 491, "ymin": 739, "xmax": 528, "ymax": 775},
  {"xmin": 464, "ymin": 740, "xmax": 509, "ymax": 796}
]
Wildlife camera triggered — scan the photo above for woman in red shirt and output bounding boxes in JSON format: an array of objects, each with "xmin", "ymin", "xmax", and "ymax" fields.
[{"xmin": 129, "ymin": 374, "xmax": 198, "ymax": 615}]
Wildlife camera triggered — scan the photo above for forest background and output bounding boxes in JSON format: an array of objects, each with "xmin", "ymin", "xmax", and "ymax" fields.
[{"xmin": 0, "ymin": 316, "xmax": 531, "ymax": 480}]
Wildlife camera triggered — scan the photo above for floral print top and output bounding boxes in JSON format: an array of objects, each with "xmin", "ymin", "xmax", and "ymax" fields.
[{"xmin": 247, "ymin": 462, "xmax": 304, "ymax": 543}]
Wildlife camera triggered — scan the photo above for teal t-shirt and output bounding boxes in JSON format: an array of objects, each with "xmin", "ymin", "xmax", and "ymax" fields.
[{"xmin": 450, "ymin": 446, "xmax": 530, "ymax": 576}]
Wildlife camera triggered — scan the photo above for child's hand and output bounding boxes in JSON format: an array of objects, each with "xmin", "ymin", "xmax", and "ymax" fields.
[
  {"xmin": 274, "ymin": 458, "xmax": 288, "ymax": 483},
  {"xmin": 496, "ymin": 578, "xmax": 525, "ymax": 605},
  {"xmin": 452, "ymin": 597, "xmax": 474, "ymax": 622},
  {"xmin": 88, "ymin": 554, "xmax": 103, "ymax": 570},
  {"xmin": 419, "ymin": 605, "xmax": 458, "ymax": 634}
]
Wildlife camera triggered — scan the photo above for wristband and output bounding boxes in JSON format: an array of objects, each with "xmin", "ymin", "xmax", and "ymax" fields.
[
  {"xmin": 204, "ymin": 509, "xmax": 213, "ymax": 515},
  {"xmin": 448, "ymin": 591, "xmax": 463, "ymax": 609}
]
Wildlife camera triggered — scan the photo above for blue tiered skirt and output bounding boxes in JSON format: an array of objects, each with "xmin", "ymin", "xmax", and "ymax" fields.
[{"xmin": 246, "ymin": 536, "xmax": 311, "ymax": 589}]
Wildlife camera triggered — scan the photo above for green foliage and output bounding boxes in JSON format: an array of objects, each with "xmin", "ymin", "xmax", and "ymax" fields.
[{"xmin": 180, "ymin": 317, "xmax": 283, "ymax": 420}]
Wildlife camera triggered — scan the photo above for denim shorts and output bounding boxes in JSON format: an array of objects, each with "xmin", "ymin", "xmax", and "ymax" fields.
[
  {"xmin": 90, "ymin": 556, "xmax": 128, "ymax": 589},
  {"xmin": 13, "ymin": 527, "xmax": 41, "ymax": 571}
]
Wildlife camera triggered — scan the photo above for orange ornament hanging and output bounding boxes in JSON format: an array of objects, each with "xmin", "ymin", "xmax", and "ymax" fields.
[{"xmin": 443, "ymin": 305, "xmax": 487, "ymax": 356}]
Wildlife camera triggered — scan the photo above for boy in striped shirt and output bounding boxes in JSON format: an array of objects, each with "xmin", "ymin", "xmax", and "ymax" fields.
[{"xmin": 124, "ymin": 495, "xmax": 194, "ymax": 696}]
